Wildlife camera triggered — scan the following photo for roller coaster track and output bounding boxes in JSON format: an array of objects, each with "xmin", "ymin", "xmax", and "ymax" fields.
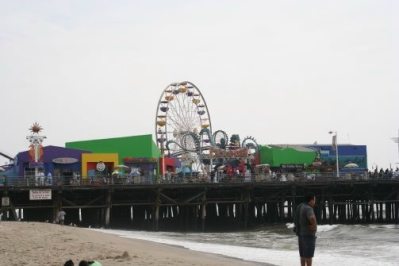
[
  {"xmin": 212, "ymin": 130, "xmax": 228, "ymax": 147},
  {"xmin": 165, "ymin": 130, "xmax": 259, "ymax": 158},
  {"xmin": 165, "ymin": 131, "xmax": 202, "ymax": 157},
  {"xmin": 0, "ymin": 151, "xmax": 14, "ymax": 161},
  {"xmin": 241, "ymin": 136, "xmax": 260, "ymax": 152}
]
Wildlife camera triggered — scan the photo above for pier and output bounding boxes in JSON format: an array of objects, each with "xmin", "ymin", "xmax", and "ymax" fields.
[{"xmin": 1, "ymin": 177, "xmax": 398, "ymax": 231}]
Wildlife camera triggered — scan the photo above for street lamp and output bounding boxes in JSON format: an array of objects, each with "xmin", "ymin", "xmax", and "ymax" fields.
[
  {"xmin": 329, "ymin": 131, "xmax": 340, "ymax": 177},
  {"xmin": 392, "ymin": 129, "xmax": 399, "ymax": 164}
]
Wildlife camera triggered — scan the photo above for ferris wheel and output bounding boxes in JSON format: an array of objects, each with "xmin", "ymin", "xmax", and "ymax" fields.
[{"xmin": 155, "ymin": 81, "xmax": 212, "ymax": 173}]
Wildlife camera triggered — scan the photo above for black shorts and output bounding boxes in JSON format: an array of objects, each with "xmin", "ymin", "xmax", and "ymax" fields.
[{"xmin": 298, "ymin": 235, "xmax": 316, "ymax": 258}]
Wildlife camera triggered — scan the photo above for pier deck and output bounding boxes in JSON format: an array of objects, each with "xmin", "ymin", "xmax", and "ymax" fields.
[{"xmin": 1, "ymin": 177, "xmax": 398, "ymax": 231}]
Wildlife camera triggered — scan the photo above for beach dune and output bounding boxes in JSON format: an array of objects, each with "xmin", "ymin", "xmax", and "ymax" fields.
[{"xmin": 0, "ymin": 222, "xmax": 264, "ymax": 266}]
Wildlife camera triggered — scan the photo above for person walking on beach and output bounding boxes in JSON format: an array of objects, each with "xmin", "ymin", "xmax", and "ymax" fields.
[
  {"xmin": 57, "ymin": 209, "xmax": 66, "ymax": 225},
  {"xmin": 294, "ymin": 192, "xmax": 317, "ymax": 266}
]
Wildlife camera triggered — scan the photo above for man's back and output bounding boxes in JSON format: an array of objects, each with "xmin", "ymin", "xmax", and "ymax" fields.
[
  {"xmin": 298, "ymin": 203, "xmax": 316, "ymax": 236},
  {"xmin": 295, "ymin": 193, "xmax": 317, "ymax": 265}
]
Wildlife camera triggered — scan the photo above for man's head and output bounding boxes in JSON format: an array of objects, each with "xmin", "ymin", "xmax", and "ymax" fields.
[
  {"xmin": 64, "ymin": 260, "xmax": 74, "ymax": 266},
  {"xmin": 79, "ymin": 261, "xmax": 89, "ymax": 266},
  {"xmin": 304, "ymin": 192, "xmax": 316, "ymax": 207}
]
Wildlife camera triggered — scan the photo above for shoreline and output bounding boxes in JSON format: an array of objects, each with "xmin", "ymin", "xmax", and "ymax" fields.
[{"xmin": 0, "ymin": 221, "xmax": 271, "ymax": 266}]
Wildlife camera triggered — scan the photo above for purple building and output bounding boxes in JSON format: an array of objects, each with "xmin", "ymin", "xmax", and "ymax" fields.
[{"xmin": 16, "ymin": 145, "xmax": 90, "ymax": 179}]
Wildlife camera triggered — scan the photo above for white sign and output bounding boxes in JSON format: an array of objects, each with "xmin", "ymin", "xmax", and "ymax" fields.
[
  {"xmin": 96, "ymin": 162, "xmax": 106, "ymax": 172},
  {"xmin": 1, "ymin": 196, "xmax": 10, "ymax": 206},
  {"xmin": 29, "ymin": 189, "xmax": 52, "ymax": 200},
  {"xmin": 320, "ymin": 150, "xmax": 330, "ymax": 155},
  {"xmin": 52, "ymin": 157, "xmax": 78, "ymax": 164}
]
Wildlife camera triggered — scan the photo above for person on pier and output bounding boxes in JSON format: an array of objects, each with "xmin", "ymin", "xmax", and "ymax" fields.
[{"xmin": 294, "ymin": 192, "xmax": 317, "ymax": 266}]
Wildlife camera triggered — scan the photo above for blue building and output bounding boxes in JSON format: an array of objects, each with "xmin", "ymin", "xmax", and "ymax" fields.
[{"xmin": 305, "ymin": 144, "xmax": 367, "ymax": 173}]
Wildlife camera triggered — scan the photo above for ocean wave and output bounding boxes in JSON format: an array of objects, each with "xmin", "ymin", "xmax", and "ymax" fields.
[
  {"xmin": 94, "ymin": 228, "xmax": 397, "ymax": 266},
  {"xmin": 285, "ymin": 223, "xmax": 338, "ymax": 232}
]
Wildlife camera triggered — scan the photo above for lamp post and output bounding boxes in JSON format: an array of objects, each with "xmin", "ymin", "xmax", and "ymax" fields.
[
  {"xmin": 329, "ymin": 131, "xmax": 339, "ymax": 177},
  {"xmin": 392, "ymin": 129, "xmax": 399, "ymax": 164}
]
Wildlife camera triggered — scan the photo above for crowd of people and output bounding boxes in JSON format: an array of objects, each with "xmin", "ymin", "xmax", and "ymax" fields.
[
  {"xmin": 15, "ymin": 166, "xmax": 399, "ymax": 188},
  {"xmin": 33, "ymin": 171, "xmax": 52, "ymax": 186},
  {"xmin": 368, "ymin": 167, "xmax": 399, "ymax": 179}
]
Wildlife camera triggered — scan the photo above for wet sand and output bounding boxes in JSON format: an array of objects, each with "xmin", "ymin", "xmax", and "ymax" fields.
[{"xmin": 0, "ymin": 222, "xmax": 269, "ymax": 266}]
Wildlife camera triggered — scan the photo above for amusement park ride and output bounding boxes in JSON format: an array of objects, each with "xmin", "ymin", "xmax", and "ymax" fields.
[{"xmin": 155, "ymin": 81, "xmax": 259, "ymax": 179}]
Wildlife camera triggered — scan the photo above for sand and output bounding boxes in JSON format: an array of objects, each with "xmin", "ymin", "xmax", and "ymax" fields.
[{"xmin": 0, "ymin": 222, "xmax": 267, "ymax": 266}]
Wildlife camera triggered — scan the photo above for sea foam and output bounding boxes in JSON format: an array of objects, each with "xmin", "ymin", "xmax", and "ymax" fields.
[{"xmin": 94, "ymin": 228, "xmax": 396, "ymax": 266}]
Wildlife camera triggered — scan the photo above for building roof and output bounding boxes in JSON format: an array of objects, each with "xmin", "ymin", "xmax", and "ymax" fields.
[
  {"xmin": 65, "ymin": 134, "xmax": 161, "ymax": 161},
  {"xmin": 17, "ymin": 145, "xmax": 90, "ymax": 163}
]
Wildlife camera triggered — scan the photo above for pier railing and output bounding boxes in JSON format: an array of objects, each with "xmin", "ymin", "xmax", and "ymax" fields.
[{"xmin": 1, "ymin": 172, "xmax": 398, "ymax": 188}]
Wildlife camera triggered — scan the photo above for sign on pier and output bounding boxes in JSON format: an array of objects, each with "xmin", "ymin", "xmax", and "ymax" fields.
[{"xmin": 29, "ymin": 189, "xmax": 52, "ymax": 200}]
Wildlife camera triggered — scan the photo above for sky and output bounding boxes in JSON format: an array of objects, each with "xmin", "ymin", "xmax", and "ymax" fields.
[{"xmin": 0, "ymin": 0, "xmax": 398, "ymax": 169}]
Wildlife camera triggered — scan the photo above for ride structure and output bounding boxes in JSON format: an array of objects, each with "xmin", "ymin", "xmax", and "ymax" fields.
[
  {"xmin": 155, "ymin": 81, "xmax": 259, "ymax": 179},
  {"xmin": 26, "ymin": 122, "xmax": 46, "ymax": 178},
  {"xmin": 155, "ymin": 81, "xmax": 212, "ymax": 175}
]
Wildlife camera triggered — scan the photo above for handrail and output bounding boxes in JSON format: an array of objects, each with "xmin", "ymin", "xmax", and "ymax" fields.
[{"xmin": 0, "ymin": 172, "xmax": 398, "ymax": 188}]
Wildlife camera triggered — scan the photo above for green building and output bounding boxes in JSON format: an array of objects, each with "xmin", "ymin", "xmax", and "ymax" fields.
[
  {"xmin": 259, "ymin": 145, "xmax": 317, "ymax": 170},
  {"xmin": 66, "ymin": 134, "xmax": 161, "ymax": 179}
]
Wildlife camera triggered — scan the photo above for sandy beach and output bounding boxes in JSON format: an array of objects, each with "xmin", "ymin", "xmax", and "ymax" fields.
[{"xmin": 0, "ymin": 222, "xmax": 267, "ymax": 266}]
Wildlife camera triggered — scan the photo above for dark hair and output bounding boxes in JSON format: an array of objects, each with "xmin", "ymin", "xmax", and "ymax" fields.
[
  {"xmin": 64, "ymin": 260, "xmax": 74, "ymax": 266},
  {"xmin": 79, "ymin": 261, "xmax": 89, "ymax": 266},
  {"xmin": 304, "ymin": 192, "xmax": 315, "ymax": 203}
]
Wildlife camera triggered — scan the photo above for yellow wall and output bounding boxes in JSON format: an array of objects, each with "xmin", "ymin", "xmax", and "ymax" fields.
[{"xmin": 81, "ymin": 153, "xmax": 119, "ymax": 178}]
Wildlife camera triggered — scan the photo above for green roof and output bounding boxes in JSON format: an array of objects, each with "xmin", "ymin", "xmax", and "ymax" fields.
[
  {"xmin": 65, "ymin": 134, "xmax": 161, "ymax": 163},
  {"xmin": 259, "ymin": 145, "xmax": 316, "ymax": 167}
]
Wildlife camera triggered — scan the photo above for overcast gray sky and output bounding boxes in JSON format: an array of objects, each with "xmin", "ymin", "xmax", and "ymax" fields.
[{"xmin": 1, "ymin": 0, "xmax": 398, "ymax": 169}]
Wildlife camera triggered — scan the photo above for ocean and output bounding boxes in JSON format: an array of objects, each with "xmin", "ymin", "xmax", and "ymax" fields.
[{"xmin": 95, "ymin": 224, "xmax": 399, "ymax": 266}]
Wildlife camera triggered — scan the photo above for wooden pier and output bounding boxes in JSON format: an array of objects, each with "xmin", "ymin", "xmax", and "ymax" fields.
[{"xmin": 1, "ymin": 179, "xmax": 398, "ymax": 231}]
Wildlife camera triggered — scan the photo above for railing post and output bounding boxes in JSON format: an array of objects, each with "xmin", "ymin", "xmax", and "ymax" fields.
[
  {"xmin": 104, "ymin": 188, "xmax": 112, "ymax": 228},
  {"xmin": 201, "ymin": 189, "xmax": 207, "ymax": 232},
  {"xmin": 52, "ymin": 189, "xmax": 63, "ymax": 223},
  {"xmin": 154, "ymin": 188, "xmax": 161, "ymax": 231}
]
